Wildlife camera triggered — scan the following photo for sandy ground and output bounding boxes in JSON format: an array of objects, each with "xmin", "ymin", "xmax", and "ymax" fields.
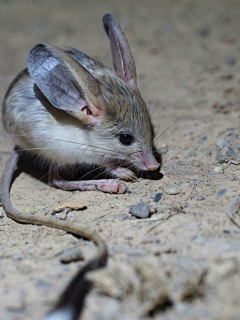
[{"xmin": 0, "ymin": 0, "xmax": 240, "ymax": 319}]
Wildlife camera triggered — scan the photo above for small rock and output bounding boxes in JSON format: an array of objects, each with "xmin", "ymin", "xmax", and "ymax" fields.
[
  {"xmin": 197, "ymin": 135, "xmax": 208, "ymax": 145},
  {"xmin": 216, "ymin": 138, "xmax": 228, "ymax": 149},
  {"xmin": 192, "ymin": 236, "xmax": 206, "ymax": 245},
  {"xmin": 153, "ymin": 193, "xmax": 163, "ymax": 202},
  {"xmin": 226, "ymin": 57, "xmax": 236, "ymax": 66},
  {"xmin": 52, "ymin": 202, "xmax": 87, "ymax": 213},
  {"xmin": 183, "ymin": 202, "xmax": 189, "ymax": 208},
  {"xmin": 213, "ymin": 166, "xmax": 223, "ymax": 174},
  {"xmin": 165, "ymin": 187, "xmax": 180, "ymax": 195},
  {"xmin": 120, "ymin": 214, "xmax": 129, "ymax": 221},
  {"xmin": 196, "ymin": 196, "xmax": 205, "ymax": 201},
  {"xmin": 188, "ymin": 151, "xmax": 196, "ymax": 157},
  {"xmin": 56, "ymin": 208, "xmax": 68, "ymax": 220},
  {"xmin": 199, "ymin": 28, "xmax": 209, "ymax": 37},
  {"xmin": 28, "ymin": 248, "xmax": 36, "ymax": 255},
  {"xmin": 126, "ymin": 188, "xmax": 132, "ymax": 194},
  {"xmin": 189, "ymin": 179, "xmax": 198, "ymax": 186},
  {"xmin": 223, "ymin": 230, "xmax": 230, "ymax": 234},
  {"xmin": 24, "ymin": 206, "xmax": 36, "ymax": 214},
  {"xmin": 35, "ymin": 279, "xmax": 52, "ymax": 288},
  {"xmin": 129, "ymin": 202, "xmax": 150, "ymax": 219},
  {"xmin": 0, "ymin": 210, "xmax": 4, "ymax": 218},
  {"xmin": 225, "ymin": 198, "xmax": 240, "ymax": 228},
  {"xmin": 220, "ymin": 74, "xmax": 234, "ymax": 81},
  {"xmin": 216, "ymin": 137, "xmax": 239, "ymax": 164},
  {"xmin": 60, "ymin": 246, "xmax": 84, "ymax": 263},
  {"xmin": 191, "ymin": 160, "xmax": 201, "ymax": 167},
  {"xmin": 218, "ymin": 189, "xmax": 227, "ymax": 197}
]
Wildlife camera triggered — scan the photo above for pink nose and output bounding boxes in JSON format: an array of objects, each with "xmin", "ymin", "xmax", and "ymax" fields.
[{"xmin": 144, "ymin": 154, "xmax": 160, "ymax": 171}]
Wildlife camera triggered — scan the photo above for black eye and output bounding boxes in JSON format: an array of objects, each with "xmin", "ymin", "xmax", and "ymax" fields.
[{"xmin": 119, "ymin": 133, "xmax": 134, "ymax": 146}]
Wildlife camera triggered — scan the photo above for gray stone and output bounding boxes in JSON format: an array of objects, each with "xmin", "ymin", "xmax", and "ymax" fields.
[
  {"xmin": 165, "ymin": 187, "xmax": 180, "ymax": 195},
  {"xmin": 129, "ymin": 202, "xmax": 150, "ymax": 219},
  {"xmin": 60, "ymin": 246, "xmax": 84, "ymax": 263},
  {"xmin": 153, "ymin": 193, "xmax": 163, "ymax": 202},
  {"xmin": 188, "ymin": 151, "xmax": 196, "ymax": 157},
  {"xmin": 218, "ymin": 189, "xmax": 227, "ymax": 197},
  {"xmin": 197, "ymin": 135, "xmax": 208, "ymax": 145}
]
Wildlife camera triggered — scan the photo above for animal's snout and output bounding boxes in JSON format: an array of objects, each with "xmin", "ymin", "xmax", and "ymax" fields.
[{"xmin": 144, "ymin": 153, "xmax": 160, "ymax": 171}]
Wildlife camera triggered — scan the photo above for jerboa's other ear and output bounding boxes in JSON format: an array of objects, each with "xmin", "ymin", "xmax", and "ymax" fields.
[
  {"xmin": 103, "ymin": 14, "xmax": 137, "ymax": 87},
  {"xmin": 27, "ymin": 43, "xmax": 106, "ymax": 125}
]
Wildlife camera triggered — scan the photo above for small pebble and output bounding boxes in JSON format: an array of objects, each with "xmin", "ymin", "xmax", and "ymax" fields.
[
  {"xmin": 226, "ymin": 57, "xmax": 236, "ymax": 66},
  {"xmin": 52, "ymin": 202, "xmax": 87, "ymax": 213},
  {"xmin": 223, "ymin": 230, "xmax": 230, "ymax": 234},
  {"xmin": 120, "ymin": 214, "xmax": 129, "ymax": 221},
  {"xmin": 191, "ymin": 160, "xmax": 201, "ymax": 167},
  {"xmin": 218, "ymin": 189, "xmax": 227, "ymax": 197},
  {"xmin": 213, "ymin": 166, "xmax": 223, "ymax": 174},
  {"xmin": 129, "ymin": 202, "xmax": 150, "ymax": 219},
  {"xmin": 199, "ymin": 28, "xmax": 209, "ymax": 37},
  {"xmin": 152, "ymin": 193, "xmax": 163, "ymax": 202},
  {"xmin": 28, "ymin": 248, "xmax": 36, "ymax": 255},
  {"xmin": 189, "ymin": 179, "xmax": 198, "ymax": 186},
  {"xmin": 25, "ymin": 206, "xmax": 36, "ymax": 214},
  {"xmin": 35, "ymin": 279, "xmax": 52, "ymax": 288},
  {"xmin": 60, "ymin": 246, "xmax": 84, "ymax": 263},
  {"xmin": 0, "ymin": 210, "xmax": 4, "ymax": 218},
  {"xmin": 196, "ymin": 196, "xmax": 205, "ymax": 201},
  {"xmin": 126, "ymin": 188, "xmax": 132, "ymax": 194},
  {"xmin": 56, "ymin": 209, "xmax": 68, "ymax": 220},
  {"xmin": 220, "ymin": 74, "xmax": 234, "ymax": 81},
  {"xmin": 197, "ymin": 135, "xmax": 208, "ymax": 145},
  {"xmin": 229, "ymin": 176, "xmax": 235, "ymax": 181},
  {"xmin": 165, "ymin": 187, "xmax": 180, "ymax": 195},
  {"xmin": 188, "ymin": 151, "xmax": 196, "ymax": 157},
  {"xmin": 183, "ymin": 202, "xmax": 189, "ymax": 208}
]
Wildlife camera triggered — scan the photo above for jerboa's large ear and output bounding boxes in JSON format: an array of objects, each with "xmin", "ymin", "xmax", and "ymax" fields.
[
  {"xmin": 103, "ymin": 14, "xmax": 137, "ymax": 87},
  {"xmin": 27, "ymin": 43, "xmax": 105, "ymax": 125}
]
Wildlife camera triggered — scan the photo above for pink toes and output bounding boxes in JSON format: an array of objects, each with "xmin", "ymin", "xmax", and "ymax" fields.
[
  {"xmin": 98, "ymin": 180, "xmax": 126, "ymax": 194},
  {"xmin": 50, "ymin": 175, "xmax": 126, "ymax": 194}
]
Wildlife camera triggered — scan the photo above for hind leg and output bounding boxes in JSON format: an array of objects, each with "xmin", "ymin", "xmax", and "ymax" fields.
[{"xmin": 48, "ymin": 165, "xmax": 126, "ymax": 194}]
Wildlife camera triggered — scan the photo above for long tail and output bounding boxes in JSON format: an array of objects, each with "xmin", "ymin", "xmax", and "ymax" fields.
[{"xmin": 1, "ymin": 148, "xmax": 108, "ymax": 320}]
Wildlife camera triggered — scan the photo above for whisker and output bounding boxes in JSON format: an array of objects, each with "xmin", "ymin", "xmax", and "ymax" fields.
[
  {"xmin": 154, "ymin": 117, "xmax": 189, "ymax": 146},
  {"xmin": 78, "ymin": 165, "xmax": 107, "ymax": 180},
  {"xmin": 17, "ymin": 146, "xmax": 116, "ymax": 158},
  {"xmin": 0, "ymin": 132, "xmax": 118, "ymax": 155},
  {"xmin": 154, "ymin": 121, "xmax": 162, "ymax": 141},
  {"xmin": 150, "ymin": 81, "xmax": 171, "ymax": 117},
  {"xmin": 88, "ymin": 167, "xmax": 109, "ymax": 181},
  {"xmin": 39, "ymin": 161, "xmax": 72, "ymax": 182}
]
